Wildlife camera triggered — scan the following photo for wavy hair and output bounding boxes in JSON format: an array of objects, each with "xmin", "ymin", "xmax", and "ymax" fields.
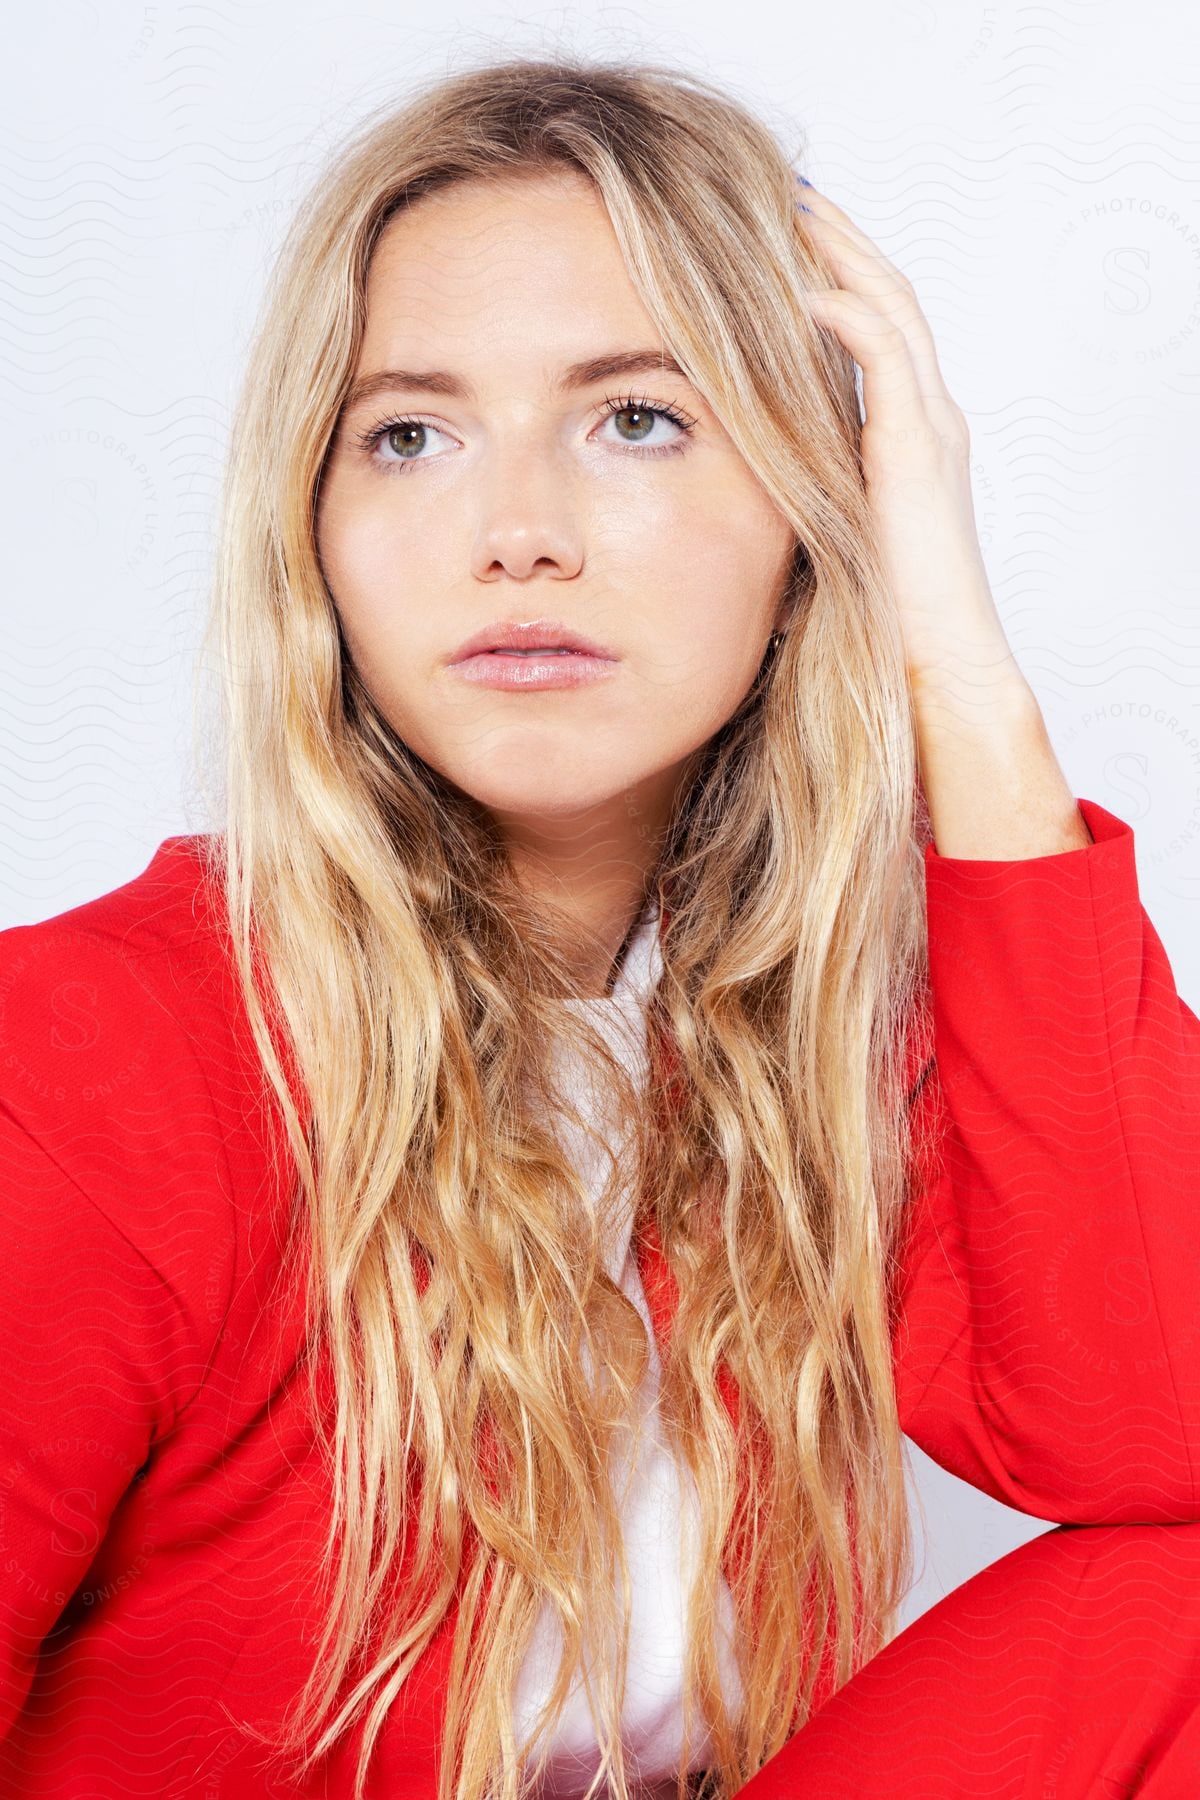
[{"xmin": 196, "ymin": 50, "xmax": 936, "ymax": 1800}]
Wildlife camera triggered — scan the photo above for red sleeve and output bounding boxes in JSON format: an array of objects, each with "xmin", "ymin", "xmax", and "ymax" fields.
[
  {"xmin": 0, "ymin": 1106, "xmax": 199, "ymax": 1739},
  {"xmin": 891, "ymin": 795, "xmax": 1200, "ymax": 1524}
]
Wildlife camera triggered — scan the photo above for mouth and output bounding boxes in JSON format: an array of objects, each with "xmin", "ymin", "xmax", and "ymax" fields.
[
  {"xmin": 447, "ymin": 617, "xmax": 619, "ymax": 665},
  {"xmin": 446, "ymin": 645, "xmax": 621, "ymax": 692}
]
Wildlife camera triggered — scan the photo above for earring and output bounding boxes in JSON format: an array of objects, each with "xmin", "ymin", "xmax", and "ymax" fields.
[{"xmin": 770, "ymin": 630, "xmax": 783, "ymax": 650}]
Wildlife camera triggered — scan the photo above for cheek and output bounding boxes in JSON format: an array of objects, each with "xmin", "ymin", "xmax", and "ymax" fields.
[
  {"xmin": 645, "ymin": 527, "xmax": 781, "ymax": 690},
  {"xmin": 632, "ymin": 521, "xmax": 790, "ymax": 748},
  {"xmin": 317, "ymin": 490, "xmax": 427, "ymax": 676},
  {"xmin": 319, "ymin": 485, "xmax": 402, "ymax": 604}
]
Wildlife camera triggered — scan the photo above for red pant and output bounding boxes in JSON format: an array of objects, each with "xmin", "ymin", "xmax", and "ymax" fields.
[{"xmin": 739, "ymin": 1522, "xmax": 1200, "ymax": 1798}]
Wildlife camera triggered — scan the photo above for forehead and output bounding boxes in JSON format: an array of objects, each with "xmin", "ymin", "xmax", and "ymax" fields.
[{"xmin": 357, "ymin": 171, "xmax": 663, "ymax": 378}]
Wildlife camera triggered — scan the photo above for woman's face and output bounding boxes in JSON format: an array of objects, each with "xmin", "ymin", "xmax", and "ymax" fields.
[{"xmin": 316, "ymin": 168, "xmax": 796, "ymax": 880}]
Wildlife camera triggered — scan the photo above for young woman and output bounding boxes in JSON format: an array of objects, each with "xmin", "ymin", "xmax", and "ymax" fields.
[{"xmin": 2, "ymin": 54, "xmax": 1200, "ymax": 1800}]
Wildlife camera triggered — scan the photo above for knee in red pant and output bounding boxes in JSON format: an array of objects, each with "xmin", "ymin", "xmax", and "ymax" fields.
[{"xmin": 736, "ymin": 1521, "xmax": 1200, "ymax": 1800}]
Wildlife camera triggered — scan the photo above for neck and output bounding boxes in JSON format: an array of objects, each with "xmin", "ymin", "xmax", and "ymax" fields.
[
  {"xmin": 519, "ymin": 859, "xmax": 654, "ymax": 999},
  {"xmin": 492, "ymin": 765, "xmax": 687, "ymax": 997}
]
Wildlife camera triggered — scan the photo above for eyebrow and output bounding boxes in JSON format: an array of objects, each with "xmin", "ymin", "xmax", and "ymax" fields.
[{"xmin": 341, "ymin": 349, "xmax": 694, "ymax": 413}]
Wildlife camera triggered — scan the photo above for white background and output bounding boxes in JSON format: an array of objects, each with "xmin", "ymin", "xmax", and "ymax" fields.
[{"xmin": 4, "ymin": 1, "xmax": 1199, "ymax": 1632}]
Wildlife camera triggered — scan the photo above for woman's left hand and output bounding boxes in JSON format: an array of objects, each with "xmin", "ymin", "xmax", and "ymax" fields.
[
  {"xmin": 792, "ymin": 176, "xmax": 1092, "ymax": 856},
  {"xmin": 793, "ymin": 176, "xmax": 1031, "ymax": 722}
]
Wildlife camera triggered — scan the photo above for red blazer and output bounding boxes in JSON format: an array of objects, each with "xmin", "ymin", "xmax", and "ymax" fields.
[{"xmin": 1, "ymin": 796, "xmax": 1198, "ymax": 1798}]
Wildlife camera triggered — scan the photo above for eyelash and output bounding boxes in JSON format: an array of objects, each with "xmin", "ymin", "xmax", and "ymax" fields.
[{"xmin": 349, "ymin": 390, "xmax": 698, "ymax": 475}]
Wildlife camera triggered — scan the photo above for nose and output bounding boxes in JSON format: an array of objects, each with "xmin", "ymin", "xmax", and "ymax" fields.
[{"xmin": 469, "ymin": 440, "xmax": 584, "ymax": 583}]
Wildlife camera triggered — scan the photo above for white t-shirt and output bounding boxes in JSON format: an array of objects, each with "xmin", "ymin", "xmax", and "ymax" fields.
[{"xmin": 511, "ymin": 897, "xmax": 743, "ymax": 1795}]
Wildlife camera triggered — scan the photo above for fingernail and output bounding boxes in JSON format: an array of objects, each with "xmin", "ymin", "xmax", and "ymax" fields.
[{"xmin": 797, "ymin": 175, "xmax": 813, "ymax": 187}]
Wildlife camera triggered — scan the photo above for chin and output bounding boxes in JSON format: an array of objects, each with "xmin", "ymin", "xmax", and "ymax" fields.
[
  {"xmin": 441, "ymin": 742, "xmax": 648, "ymax": 817},
  {"xmin": 464, "ymin": 778, "xmax": 633, "ymax": 821}
]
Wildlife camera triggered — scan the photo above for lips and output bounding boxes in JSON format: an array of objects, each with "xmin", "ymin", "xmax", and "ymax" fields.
[{"xmin": 447, "ymin": 617, "xmax": 618, "ymax": 664}]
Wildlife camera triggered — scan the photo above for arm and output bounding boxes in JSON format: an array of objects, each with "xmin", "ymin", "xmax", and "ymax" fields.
[
  {"xmin": 891, "ymin": 795, "xmax": 1200, "ymax": 1524},
  {"xmin": 785, "ymin": 179, "xmax": 1200, "ymax": 1520},
  {"xmin": 0, "ymin": 1108, "xmax": 198, "ymax": 1747}
]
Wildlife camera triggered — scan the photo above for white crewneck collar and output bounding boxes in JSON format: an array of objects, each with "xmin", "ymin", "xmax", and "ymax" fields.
[{"xmin": 562, "ymin": 894, "xmax": 663, "ymax": 1017}]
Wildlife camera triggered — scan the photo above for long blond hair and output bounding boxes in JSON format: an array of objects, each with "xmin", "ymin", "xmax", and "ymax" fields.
[{"xmin": 196, "ymin": 51, "xmax": 934, "ymax": 1800}]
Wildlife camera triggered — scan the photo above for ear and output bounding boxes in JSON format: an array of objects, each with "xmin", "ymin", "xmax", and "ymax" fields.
[
  {"xmin": 772, "ymin": 541, "xmax": 810, "ymax": 634},
  {"xmin": 771, "ymin": 594, "xmax": 798, "ymax": 634}
]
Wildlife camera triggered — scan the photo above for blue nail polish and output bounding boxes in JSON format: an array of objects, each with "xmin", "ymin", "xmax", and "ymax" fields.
[{"xmin": 797, "ymin": 175, "xmax": 813, "ymax": 187}]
